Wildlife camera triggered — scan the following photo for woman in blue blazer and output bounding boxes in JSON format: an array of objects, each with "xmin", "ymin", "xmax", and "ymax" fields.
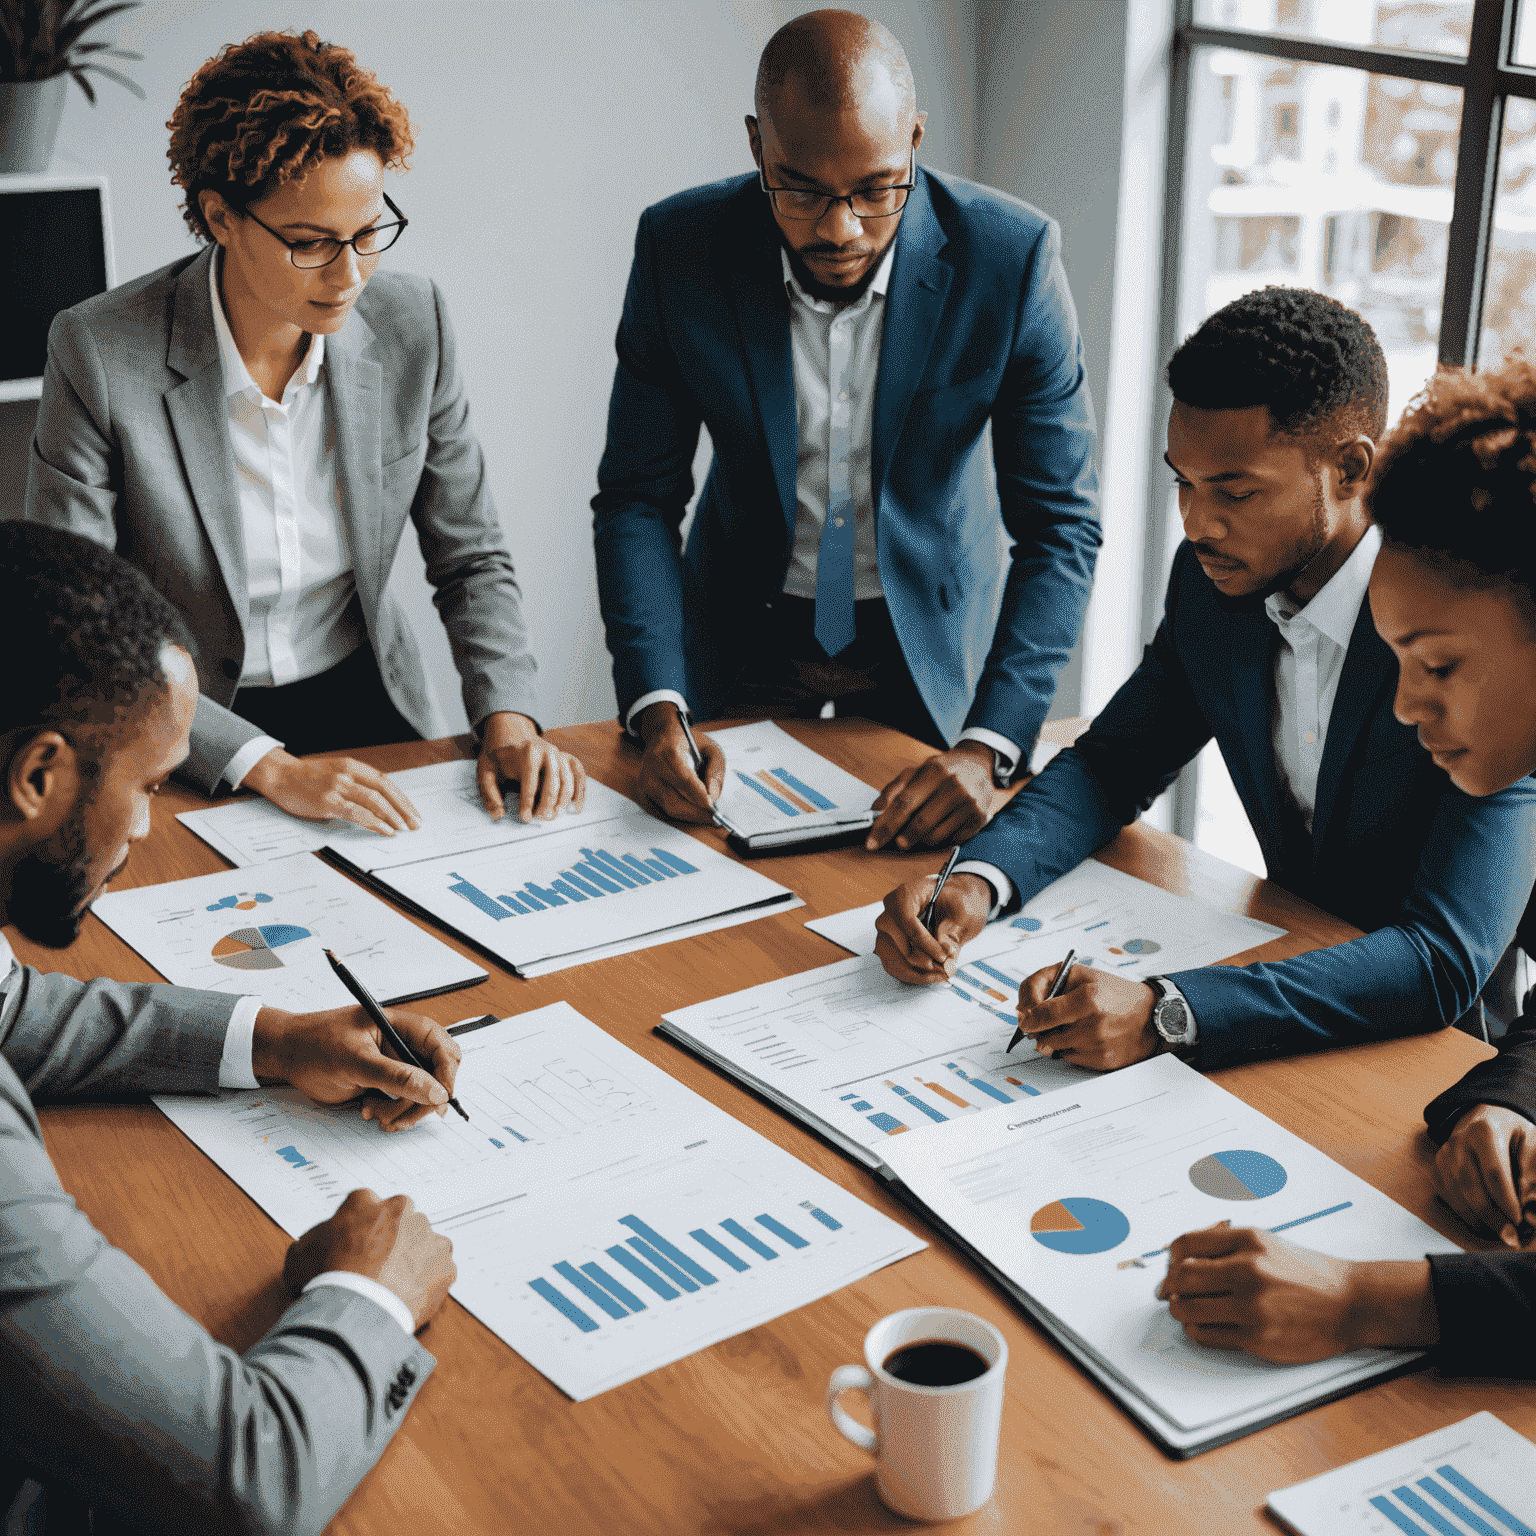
[
  {"xmin": 25, "ymin": 30, "xmax": 584, "ymax": 833},
  {"xmin": 1161, "ymin": 353, "xmax": 1536, "ymax": 1375}
]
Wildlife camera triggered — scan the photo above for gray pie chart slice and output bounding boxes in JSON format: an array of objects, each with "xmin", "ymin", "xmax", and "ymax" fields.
[
  {"xmin": 1189, "ymin": 1156, "xmax": 1260, "ymax": 1200},
  {"xmin": 213, "ymin": 926, "xmax": 286, "ymax": 971}
]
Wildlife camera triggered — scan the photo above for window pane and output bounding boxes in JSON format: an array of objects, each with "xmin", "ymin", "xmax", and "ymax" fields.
[
  {"xmin": 1180, "ymin": 48, "xmax": 1458, "ymax": 426},
  {"xmin": 1480, "ymin": 96, "xmax": 1536, "ymax": 363},
  {"xmin": 1195, "ymin": 0, "xmax": 1473, "ymax": 58},
  {"xmin": 1515, "ymin": 0, "xmax": 1536, "ymax": 66}
]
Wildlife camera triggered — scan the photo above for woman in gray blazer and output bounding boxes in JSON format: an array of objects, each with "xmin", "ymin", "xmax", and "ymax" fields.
[{"xmin": 24, "ymin": 29, "xmax": 585, "ymax": 833}]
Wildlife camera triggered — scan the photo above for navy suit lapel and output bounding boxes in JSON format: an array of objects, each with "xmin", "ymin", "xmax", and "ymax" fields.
[
  {"xmin": 165, "ymin": 247, "xmax": 248, "ymax": 631},
  {"xmin": 871, "ymin": 172, "xmax": 952, "ymax": 507},
  {"xmin": 1310, "ymin": 600, "xmax": 1396, "ymax": 859},
  {"xmin": 728, "ymin": 189, "xmax": 798, "ymax": 543},
  {"xmin": 1228, "ymin": 608, "xmax": 1285, "ymax": 860}
]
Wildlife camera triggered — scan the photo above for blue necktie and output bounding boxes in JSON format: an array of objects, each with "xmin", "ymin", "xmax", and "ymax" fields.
[{"xmin": 814, "ymin": 394, "xmax": 857, "ymax": 656}]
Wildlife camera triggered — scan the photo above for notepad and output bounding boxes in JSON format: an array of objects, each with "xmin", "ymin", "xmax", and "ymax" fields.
[{"xmin": 1267, "ymin": 1412, "xmax": 1536, "ymax": 1535}]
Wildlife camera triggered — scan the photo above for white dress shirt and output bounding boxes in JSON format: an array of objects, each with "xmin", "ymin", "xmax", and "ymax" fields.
[
  {"xmin": 209, "ymin": 253, "xmax": 368, "ymax": 788},
  {"xmin": 627, "ymin": 245, "xmax": 1020, "ymax": 775},
  {"xmin": 0, "ymin": 929, "xmax": 413, "ymax": 1337},
  {"xmin": 959, "ymin": 526, "xmax": 1385, "ymax": 1025}
]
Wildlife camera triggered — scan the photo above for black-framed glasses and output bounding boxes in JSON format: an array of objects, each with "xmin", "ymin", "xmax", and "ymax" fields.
[
  {"xmin": 759, "ymin": 150, "xmax": 916, "ymax": 222},
  {"xmin": 242, "ymin": 192, "xmax": 409, "ymax": 269}
]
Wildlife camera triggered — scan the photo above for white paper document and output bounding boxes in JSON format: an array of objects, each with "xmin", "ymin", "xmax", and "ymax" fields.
[
  {"xmin": 805, "ymin": 857, "xmax": 1285, "ymax": 964},
  {"xmin": 177, "ymin": 758, "xmax": 635, "ymax": 870},
  {"xmin": 90, "ymin": 852, "xmax": 486, "ymax": 1008},
  {"xmin": 371, "ymin": 805, "xmax": 800, "ymax": 976},
  {"xmin": 877, "ymin": 1054, "xmax": 1461, "ymax": 1455},
  {"xmin": 709, "ymin": 722, "xmax": 879, "ymax": 846},
  {"xmin": 660, "ymin": 952, "xmax": 1098, "ymax": 1169},
  {"xmin": 153, "ymin": 1004, "xmax": 926, "ymax": 1401},
  {"xmin": 1268, "ymin": 1411, "xmax": 1536, "ymax": 1536}
]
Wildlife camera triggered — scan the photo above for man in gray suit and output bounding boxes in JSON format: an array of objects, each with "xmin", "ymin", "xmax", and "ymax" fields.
[{"xmin": 1, "ymin": 524, "xmax": 459, "ymax": 1534}]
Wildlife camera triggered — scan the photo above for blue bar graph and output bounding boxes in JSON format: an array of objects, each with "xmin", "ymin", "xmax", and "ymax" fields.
[
  {"xmin": 944, "ymin": 1062, "xmax": 1014, "ymax": 1104},
  {"xmin": 1416, "ymin": 1475, "xmax": 1510, "ymax": 1536},
  {"xmin": 888, "ymin": 1081, "xmax": 948, "ymax": 1123},
  {"xmin": 1269, "ymin": 1201, "xmax": 1352, "ymax": 1234},
  {"xmin": 756, "ymin": 1214, "xmax": 808, "ymax": 1249},
  {"xmin": 530, "ymin": 1277, "xmax": 599, "ymax": 1332},
  {"xmin": 627, "ymin": 1237, "xmax": 701, "ymax": 1292},
  {"xmin": 606, "ymin": 1244, "xmax": 679, "ymax": 1300},
  {"xmin": 1369, "ymin": 1497, "xmax": 1432, "ymax": 1536},
  {"xmin": 445, "ymin": 844, "xmax": 701, "ymax": 922},
  {"xmin": 691, "ymin": 1229, "xmax": 751, "ymax": 1272},
  {"xmin": 503, "ymin": 1125, "xmax": 528, "ymax": 1143},
  {"xmin": 800, "ymin": 1201, "xmax": 843, "ymax": 1230},
  {"xmin": 554, "ymin": 1261, "xmax": 630, "ymax": 1321},
  {"xmin": 722, "ymin": 1218, "xmax": 778, "ymax": 1260},
  {"xmin": 578, "ymin": 1262, "xmax": 646, "ymax": 1314},
  {"xmin": 769, "ymin": 768, "xmax": 835, "ymax": 810},
  {"xmin": 620, "ymin": 1215, "xmax": 717, "ymax": 1285},
  {"xmin": 850, "ymin": 1099, "xmax": 872, "ymax": 1111},
  {"xmin": 970, "ymin": 959, "xmax": 1020, "ymax": 990},
  {"xmin": 737, "ymin": 772, "xmax": 800, "ymax": 816},
  {"xmin": 868, "ymin": 1112, "xmax": 909, "ymax": 1134},
  {"xmin": 1438, "ymin": 1464, "xmax": 1535, "ymax": 1535}
]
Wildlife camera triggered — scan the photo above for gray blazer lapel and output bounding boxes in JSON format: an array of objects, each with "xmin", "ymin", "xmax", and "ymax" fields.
[
  {"xmin": 165, "ymin": 249, "xmax": 247, "ymax": 631},
  {"xmin": 871, "ymin": 173, "xmax": 952, "ymax": 508},
  {"xmin": 324, "ymin": 312, "xmax": 384, "ymax": 609}
]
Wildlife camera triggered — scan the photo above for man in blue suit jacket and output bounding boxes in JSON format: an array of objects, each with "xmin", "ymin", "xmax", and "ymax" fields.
[
  {"xmin": 592, "ymin": 11, "xmax": 1099, "ymax": 849},
  {"xmin": 876, "ymin": 287, "xmax": 1536, "ymax": 1069}
]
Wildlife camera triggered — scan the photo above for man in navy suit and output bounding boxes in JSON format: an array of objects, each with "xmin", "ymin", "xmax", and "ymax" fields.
[
  {"xmin": 592, "ymin": 10, "xmax": 1100, "ymax": 850},
  {"xmin": 876, "ymin": 287, "xmax": 1536, "ymax": 1069}
]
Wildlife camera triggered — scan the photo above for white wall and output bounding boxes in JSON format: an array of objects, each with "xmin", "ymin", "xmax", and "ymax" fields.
[{"xmin": 16, "ymin": 0, "xmax": 978, "ymax": 733}]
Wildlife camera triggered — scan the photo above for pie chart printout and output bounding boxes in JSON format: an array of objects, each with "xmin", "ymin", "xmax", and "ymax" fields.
[
  {"xmin": 1029, "ymin": 1197, "xmax": 1131, "ymax": 1255},
  {"xmin": 1188, "ymin": 1150, "xmax": 1288, "ymax": 1202},
  {"xmin": 211, "ymin": 924, "xmax": 312, "ymax": 972}
]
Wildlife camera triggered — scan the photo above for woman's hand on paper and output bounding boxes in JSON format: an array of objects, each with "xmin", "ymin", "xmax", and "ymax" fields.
[
  {"xmin": 476, "ymin": 712, "xmax": 588, "ymax": 822},
  {"xmin": 254, "ymin": 1005, "xmax": 462, "ymax": 1131},
  {"xmin": 1012, "ymin": 967, "xmax": 1159, "ymax": 1070},
  {"xmin": 1158, "ymin": 1226, "xmax": 1438, "ymax": 1364},
  {"xmin": 244, "ymin": 748, "xmax": 422, "ymax": 834},
  {"xmin": 874, "ymin": 872, "xmax": 992, "ymax": 983},
  {"xmin": 1433, "ymin": 1103, "xmax": 1536, "ymax": 1247}
]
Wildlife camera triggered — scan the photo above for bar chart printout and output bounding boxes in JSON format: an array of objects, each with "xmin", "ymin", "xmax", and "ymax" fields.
[
  {"xmin": 1267, "ymin": 1412, "xmax": 1536, "ymax": 1536},
  {"xmin": 709, "ymin": 721, "xmax": 880, "ymax": 843},
  {"xmin": 153, "ymin": 1004, "xmax": 925, "ymax": 1402}
]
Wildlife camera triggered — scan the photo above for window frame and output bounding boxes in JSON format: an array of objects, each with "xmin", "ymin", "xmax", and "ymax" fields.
[{"xmin": 1155, "ymin": 0, "xmax": 1534, "ymax": 840}]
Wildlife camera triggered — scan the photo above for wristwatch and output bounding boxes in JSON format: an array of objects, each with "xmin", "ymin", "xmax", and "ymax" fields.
[{"xmin": 1146, "ymin": 976, "xmax": 1198, "ymax": 1054}]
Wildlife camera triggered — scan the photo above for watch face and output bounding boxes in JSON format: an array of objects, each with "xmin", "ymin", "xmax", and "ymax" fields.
[{"xmin": 1155, "ymin": 998, "xmax": 1189, "ymax": 1042}]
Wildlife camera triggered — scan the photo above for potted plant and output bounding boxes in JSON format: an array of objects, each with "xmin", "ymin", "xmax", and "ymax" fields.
[{"xmin": 0, "ymin": 0, "xmax": 143, "ymax": 173}]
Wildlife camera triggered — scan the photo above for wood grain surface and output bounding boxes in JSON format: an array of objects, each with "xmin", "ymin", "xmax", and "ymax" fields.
[{"xmin": 25, "ymin": 717, "xmax": 1521, "ymax": 1535}]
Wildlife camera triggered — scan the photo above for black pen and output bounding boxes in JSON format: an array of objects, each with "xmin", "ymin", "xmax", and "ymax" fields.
[
  {"xmin": 920, "ymin": 845, "xmax": 963, "ymax": 936},
  {"xmin": 323, "ymin": 948, "xmax": 469, "ymax": 1122},
  {"xmin": 677, "ymin": 710, "xmax": 730, "ymax": 830},
  {"xmin": 1007, "ymin": 946, "xmax": 1076, "ymax": 1054}
]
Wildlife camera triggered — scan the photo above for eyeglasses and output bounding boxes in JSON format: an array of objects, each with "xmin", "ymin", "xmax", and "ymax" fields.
[
  {"xmin": 759, "ymin": 150, "xmax": 916, "ymax": 222},
  {"xmin": 242, "ymin": 192, "xmax": 409, "ymax": 269}
]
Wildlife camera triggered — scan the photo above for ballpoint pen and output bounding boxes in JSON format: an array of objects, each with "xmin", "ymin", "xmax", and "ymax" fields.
[
  {"xmin": 1007, "ymin": 946, "xmax": 1076, "ymax": 1054},
  {"xmin": 677, "ymin": 709, "xmax": 731, "ymax": 831},
  {"xmin": 324, "ymin": 948, "xmax": 469, "ymax": 1122},
  {"xmin": 920, "ymin": 845, "xmax": 963, "ymax": 936}
]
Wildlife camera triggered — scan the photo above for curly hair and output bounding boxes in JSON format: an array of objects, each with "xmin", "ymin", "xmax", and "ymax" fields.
[
  {"xmin": 167, "ymin": 30, "xmax": 413, "ymax": 243},
  {"xmin": 1167, "ymin": 286, "xmax": 1389, "ymax": 449},
  {"xmin": 1369, "ymin": 354, "xmax": 1536, "ymax": 619},
  {"xmin": 0, "ymin": 524, "xmax": 194, "ymax": 758}
]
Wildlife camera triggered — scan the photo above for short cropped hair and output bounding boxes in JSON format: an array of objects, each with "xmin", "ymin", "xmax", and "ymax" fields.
[
  {"xmin": 1370, "ymin": 354, "xmax": 1536, "ymax": 618},
  {"xmin": 0, "ymin": 524, "xmax": 194, "ymax": 755},
  {"xmin": 754, "ymin": 12, "xmax": 914, "ymax": 120},
  {"xmin": 167, "ymin": 29, "xmax": 413, "ymax": 243},
  {"xmin": 1167, "ymin": 287, "xmax": 1389, "ymax": 448}
]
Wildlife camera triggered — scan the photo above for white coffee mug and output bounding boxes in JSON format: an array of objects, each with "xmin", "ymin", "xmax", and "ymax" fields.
[{"xmin": 826, "ymin": 1306, "xmax": 1008, "ymax": 1522}]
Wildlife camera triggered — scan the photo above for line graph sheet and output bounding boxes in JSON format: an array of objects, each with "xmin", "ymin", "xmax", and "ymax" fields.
[
  {"xmin": 90, "ymin": 852, "xmax": 484, "ymax": 1008},
  {"xmin": 153, "ymin": 1003, "xmax": 924, "ymax": 1400}
]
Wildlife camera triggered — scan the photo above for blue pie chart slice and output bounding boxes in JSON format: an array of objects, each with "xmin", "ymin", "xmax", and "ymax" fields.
[
  {"xmin": 1030, "ymin": 1197, "xmax": 1130, "ymax": 1255},
  {"xmin": 1189, "ymin": 1149, "xmax": 1287, "ymax": 1201}
]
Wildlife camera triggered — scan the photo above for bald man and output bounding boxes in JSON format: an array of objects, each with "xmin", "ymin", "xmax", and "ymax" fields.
[{"xmin": 593, "ymin": 9, "xmax": 1100, "ymax": 849}]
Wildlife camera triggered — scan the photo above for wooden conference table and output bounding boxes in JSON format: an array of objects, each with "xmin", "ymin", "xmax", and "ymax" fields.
[{"xmin": 24, "ymin": 717, "xmax": 1527, "ymax": 1534}]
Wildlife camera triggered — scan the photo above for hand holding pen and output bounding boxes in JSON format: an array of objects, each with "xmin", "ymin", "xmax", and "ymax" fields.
[
  {"xmin": 1007, "ymin": 947, "xmax": 1076, "ymax": 1054},
  {"xmin": 634, "ymin": 702, "xmax": 727, "ymax": 826}
]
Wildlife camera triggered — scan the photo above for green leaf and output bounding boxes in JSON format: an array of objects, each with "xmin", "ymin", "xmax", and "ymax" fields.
[{"xmin": 77, "ymin": 58, "xmax": 142, "ymax": 97}]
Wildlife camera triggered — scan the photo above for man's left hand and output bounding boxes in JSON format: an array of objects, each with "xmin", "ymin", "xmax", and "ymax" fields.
[
  {"xmin": 865, "ymin": 741, "xmax": 999, "ymax": 851},
  {"xmin": 1013, "ymin": 965, "xmax": 1160, "ymax": 1071},
  {"xmin": 253, "ymin": 1005, "xmax": 462, "ymax": 1132},
  {"xmin": 476, "ymin": 712, "xmax": 587, "ymax": 822}
]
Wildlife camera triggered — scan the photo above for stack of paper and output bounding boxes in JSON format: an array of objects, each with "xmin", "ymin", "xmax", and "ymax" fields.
[
  {"xmin": 877, "ymin": 1054, "xmax": 1463, "ymax": 1456},
  {"xmin": 153, "ymin": 1003, "xmax": 927, "ymax": 1400},
  {"xmin": 90, "ymin": 852, "xmax": 486, "ymax": 1008},
  {"xmin": 709, "ymin": 722, "xmax": 880, "ymax": 850}
]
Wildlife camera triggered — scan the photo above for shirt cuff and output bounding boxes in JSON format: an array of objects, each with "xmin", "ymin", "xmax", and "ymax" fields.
[
  {"xmin": 953, "ymin": 860, "xmax": 1012, "ymax": 918},
  {"xmin": 223, "ymin": 734, "xmax": 283, "ymax": 792},
  {"xmin": 957, "ymin": 727, "xmax": 1022, "ymax": 782},
  {"xmin": 302, "ymin": 1271, "xmax": 416, "ymax": 1336},
  {"xmin": 625, "ymin": 689, "xmax": 690, "ymax": 741},
  {"xmin": 217, "ymin": 996, "xmax": 263, "ymax": 1089}
]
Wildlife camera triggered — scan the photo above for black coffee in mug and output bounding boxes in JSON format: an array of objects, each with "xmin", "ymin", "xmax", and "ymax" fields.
[{"xmin": 881, "ymin": 1339, "xmax": 990, "ymax": 1387}]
